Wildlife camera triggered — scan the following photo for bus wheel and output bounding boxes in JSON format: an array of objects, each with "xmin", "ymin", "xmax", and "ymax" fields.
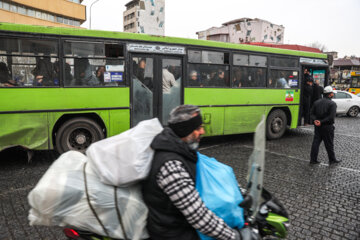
[
  {"xmin": 55, "ymin": 117, "xmax": 104, "ymax": 154},
  {"xmin": 266, "ymin": 109, "xmax": 287, "ymax": 140},
  {"xmin": 347, "ymin": 106, "xmax": 359, "ymax": 117}
]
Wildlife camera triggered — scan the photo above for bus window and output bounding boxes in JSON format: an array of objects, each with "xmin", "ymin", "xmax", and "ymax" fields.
[
  {"xmin": 187, "ymin": 49, "xmax": 230, "ymax": 88},
  {"xmin": 269, "ymin": 70, "xmax": 299, "ymax": 88},
  {"xmin": 132, "ymin": 57, "xmax": 154, "ymax": 125},
  {"xmin": 188, "ymin": 64, "xmax": 229, "ymax": 87},
  {"xmin": 232, "ymin": 67, "xmax": 266, "ymax": 88},
  {"xmin": 64, "ymin": 41, "xmax": 125, "ymax": 87},
  {"xmin": 188, "ymin": 50, "xmax": 228, "ymax": 65},
  {"xmin": 270, "ymin": 56, "xmax": 299, "ymax": 68},
  {"xmin": 0, "ymin": 38, "xmax": 59, "ymax": 87},
  {"xmin": 233, "ymin": 54, "xmax": 249, "ymax": 66},
  {"xmin": 249, "ymin": 55, "xmax": 267, "ymax": 67}
]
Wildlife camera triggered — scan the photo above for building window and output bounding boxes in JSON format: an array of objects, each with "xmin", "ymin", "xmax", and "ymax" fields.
[
  {"xmin": 27, "ymin": 9, "xmax": 35, "ymax": 17},
  {"xmin": 73, "ymin": 20, "xmax": 80, "ymax": 26},
  {"xmin": 2, "ymin": 2, "xmax": 9, "ymax": 11},
  {"xmin": 10, "ymin": 4, "xmax": 17, "ymax": 13},
  {"xmin": 56, "ymin": 16, "xmax": 63, "ymax": 23},
  {"xmin": 48, "ymin": 14, "xmax": 55, "ymax": 22},
  {"xmin": 160, "ymin": 7, "xmax": 164, "ymax": 12},
  {"xmin": 159, "ymin": 21, "xmax": 164, "ymax": 28},
  {"xmin": 35, "ymin": 11, "xmax": 41, "ymax": 19},
  {"xmin": 17, "ymin": 6, "xmax": 26, "ymax": 15}
]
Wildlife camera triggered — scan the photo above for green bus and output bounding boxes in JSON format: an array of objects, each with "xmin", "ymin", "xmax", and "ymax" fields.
[{"xmin": 0, "ymin": 22, "xmax": 329, "ymax": 154}]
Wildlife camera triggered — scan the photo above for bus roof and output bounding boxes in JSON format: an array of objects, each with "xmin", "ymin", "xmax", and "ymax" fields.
[{"xmin": 0, "ymin": 22, "xmax": 328, "ymax": 59}]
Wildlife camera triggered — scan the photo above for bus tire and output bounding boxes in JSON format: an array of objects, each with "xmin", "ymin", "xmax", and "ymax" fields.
[
  {"xmin": 55, "ymin": 117, "xmax": 104, "ymax": 154},
  {"xmin": 266, "ymin": 109, "xmax": 287, "ymax": 140},
  {"xmin": 347, "ymin": 106, "xmax": 359, "ymax": 117}
]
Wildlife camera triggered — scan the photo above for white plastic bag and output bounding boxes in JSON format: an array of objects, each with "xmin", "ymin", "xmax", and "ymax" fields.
[
  {"xmin": 28, "ymin": 151, "xmax": 149, "ymax": 240},
  {"xmin": 86, "ymin": 118, "xmax": 163, "ymax": 186}
]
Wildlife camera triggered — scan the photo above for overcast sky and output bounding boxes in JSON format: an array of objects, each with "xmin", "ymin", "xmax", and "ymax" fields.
[{"xmin": 82, "ymin": 0, "xmax": 360, "ymax": 58}]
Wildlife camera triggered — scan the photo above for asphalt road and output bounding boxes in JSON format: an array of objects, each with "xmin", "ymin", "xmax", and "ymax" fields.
[{"xmin": 0, "ymin": 115, "xmax": 359, "ymax": 240}]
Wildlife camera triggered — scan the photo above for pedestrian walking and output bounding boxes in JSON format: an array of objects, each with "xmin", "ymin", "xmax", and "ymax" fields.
[{"xmin": 310, "ymin": 86, "xmax": 341, "ymax": 165}]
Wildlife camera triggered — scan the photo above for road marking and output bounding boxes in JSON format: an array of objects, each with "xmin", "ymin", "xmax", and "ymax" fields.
[{"xmin": 200, "ymin": 143, "xmax": 360, "ymax": 174}]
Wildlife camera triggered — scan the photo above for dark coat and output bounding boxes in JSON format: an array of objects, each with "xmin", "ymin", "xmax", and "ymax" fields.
[{"xmin": 142, "ymin": 128, "xmax": 199, "ymax": 240}]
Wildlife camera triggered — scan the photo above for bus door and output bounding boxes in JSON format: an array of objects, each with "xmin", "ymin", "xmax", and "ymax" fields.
[
  {"xmin": 130, "ymin": 54, "xmax": 183, "ymax": 126},
  {"xmin": 299, "ymin": 64, "xmax": 328, "ymax": 125}
]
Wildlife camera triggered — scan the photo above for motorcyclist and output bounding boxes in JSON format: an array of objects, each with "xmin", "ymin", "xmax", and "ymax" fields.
[{"xmin": 142, "ymin": 104, "xmax": 260, "ymax": 240}]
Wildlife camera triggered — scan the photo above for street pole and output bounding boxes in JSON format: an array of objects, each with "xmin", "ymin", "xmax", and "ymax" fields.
[{"xmin": 89, "ymin": 0, "xmax": 100, "ymax": 29}]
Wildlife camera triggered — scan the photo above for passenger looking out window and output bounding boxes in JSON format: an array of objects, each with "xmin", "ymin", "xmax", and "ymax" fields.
[
  {"xmin": 209, "ymin": 69, "xmax": 227, "ymax": 87},
  {"xmin": 188, "ymin": 70, "xmax": 201, "ymax": 87},
  {"xmin": 232, "ymin": 68, "xmax": 242, "ymax": 88},
  {"xmin": 32, "ymin": 57, "xmax": 56, "ymax": 86},
  {"xmin": 74, "ymin": 58, "xmax": 99, "ymax": 86},
  {"xmin": 96, "ymin": 66, "xmax": 106, "ymax": 85},
  {"xmin": 133, "ymin": 58, "xmax": 153, "ymax": 90},
  {"xmin": 0, "ymin": 62, "xmax": 17, "ymax": 87}
]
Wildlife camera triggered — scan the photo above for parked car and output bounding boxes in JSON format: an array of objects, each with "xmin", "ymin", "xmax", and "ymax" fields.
[
  {"xmin": 332, "ymin": 91, "xmax": 360, "ymax": 117},
  {"xmin": 357, "ymin": 93, "xmax": 360, "ymax": 97}
]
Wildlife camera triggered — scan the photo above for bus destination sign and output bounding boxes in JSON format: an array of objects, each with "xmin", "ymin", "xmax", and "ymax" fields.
[
  {"xmin": 300, "ymin": 57, "xmax": 328, "ymax": 66},
  {"xmin": 127, "ymin": 43, "xmax": 185, "ymax": 55}
]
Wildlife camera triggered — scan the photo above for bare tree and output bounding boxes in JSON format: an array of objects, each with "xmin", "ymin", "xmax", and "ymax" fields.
[{"xmin": 307, "ymin": 41, "xmax": 328, "ymax": 52}]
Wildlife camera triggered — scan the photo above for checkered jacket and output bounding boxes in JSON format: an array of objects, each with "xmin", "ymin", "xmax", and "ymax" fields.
[{"xmin": 156, "ymin": 160, "xmax": 236, "ymax": 240}]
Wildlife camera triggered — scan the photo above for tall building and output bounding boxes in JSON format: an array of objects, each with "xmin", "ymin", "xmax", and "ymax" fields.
[
  {"xmin": 197, "ymin": 18, "xmax": 284, "ymax": 44},
  {"xmin": 123, "ymin": 0, "xmax": 165, "ymax": 35},
  {"xmin": 0, "ymin": 0, "xmax": 85, "ymax": 28}
]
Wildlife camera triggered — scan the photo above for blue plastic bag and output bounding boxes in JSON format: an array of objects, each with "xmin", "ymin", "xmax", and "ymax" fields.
[{"xmin": 195, "ymin": 152, "xmax": 245, "ymax": 240}]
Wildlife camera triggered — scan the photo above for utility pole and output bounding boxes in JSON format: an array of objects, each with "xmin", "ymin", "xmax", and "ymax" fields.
[{"xmin": 89, "ymin": 0, "xmax": 100, "ymax": 29}]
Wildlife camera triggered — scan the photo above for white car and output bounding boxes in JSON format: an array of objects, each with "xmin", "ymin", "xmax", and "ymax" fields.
[{"xmin": 332, "ymin": 91, "xmax": 360, "ymax": 117}]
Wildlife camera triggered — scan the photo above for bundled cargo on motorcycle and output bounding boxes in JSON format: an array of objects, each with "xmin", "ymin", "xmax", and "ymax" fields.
[{"xmin": 28, "ymin": 118, "xmax": 164, "ymax": 240}]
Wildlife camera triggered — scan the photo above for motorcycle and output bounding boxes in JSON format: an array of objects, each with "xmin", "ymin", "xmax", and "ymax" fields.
[{"xmin": 63, "ymin": 116, "xmax": 289, "ymax": 240}]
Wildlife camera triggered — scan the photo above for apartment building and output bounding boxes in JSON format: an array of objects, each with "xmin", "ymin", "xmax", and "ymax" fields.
[
  {"xmin": 0, "ymin": 0, "xmax": 85, "ymax": 28},
  {"xmin": 197, "ymin": 18, "xmax": 284, "ymax": 44},
  {"xmin": 123, "ymin": 0, "xmax": 165, "ymax": 35}
]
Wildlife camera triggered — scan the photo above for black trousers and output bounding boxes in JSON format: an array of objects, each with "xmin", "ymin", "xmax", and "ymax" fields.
[
  {"xmin": 303, "ymin": 98, "xmax": 311, "ymax": 124},
  {"xmin": 310, "ymin": 125, "xmax": 337, "ymax": 162}
]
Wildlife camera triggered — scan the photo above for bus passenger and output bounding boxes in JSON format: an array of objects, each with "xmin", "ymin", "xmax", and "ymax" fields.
[
  {"xmin": 0, "ymin": 62, "xmax": 16, "ymax": 87},
  {"xmin": 74, "ymin": 58, "xmax": 99, "ymax": 86},
  {"xmin": 233, "ymin": 68, "xmax": 242, "ymax": 88},
  {"xmin": 188, "ymin": 70, "xmax": 201, "ymax": 87},
  {"xmin": 135, "ymin": 59, "xmax": 153, "ymax": 90},
  {"xmin": 275, "ymin": 72, "xmax": 290, "ymax": 88},
  {"xmin": 32, "ymin": 57, "xmax": 55, "ymax": 86},
  {"xmin": 54, "ymin": 61, "xmax": 73, "ymax": 86},
  {"xmin": 162, "ymin": 66, "xmax": 178, "ymax": 93},
  {"xmin": 209, "ymin": 69, "xmax": 226, "ymax": 87},
  {"xmin": 96, "ymin": 66, "xmax": 106, "ymax": 85},
  {"xmin": 135, "ymin": 59, "xmax": 146, "ymax": 81}
]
